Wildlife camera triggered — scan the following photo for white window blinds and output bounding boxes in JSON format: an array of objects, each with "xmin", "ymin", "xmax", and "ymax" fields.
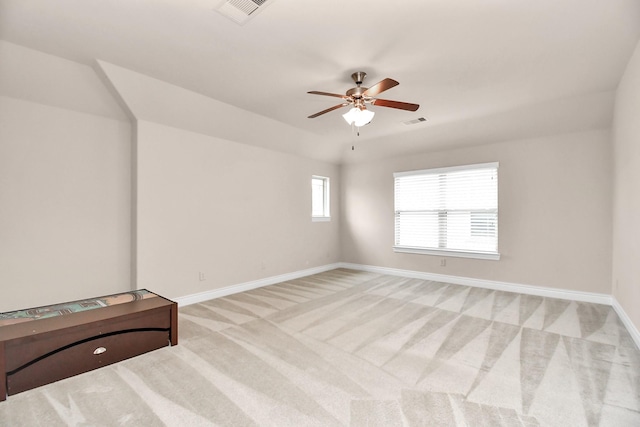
[{"xmin": 394, "ymin": 162, "xmax": 499, "ymax": 259}]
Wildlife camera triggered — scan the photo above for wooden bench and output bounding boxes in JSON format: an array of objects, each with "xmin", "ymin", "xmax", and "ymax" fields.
[{"xmin": 0, "ymin": 290, "xmax": 177, "ymax": 401}]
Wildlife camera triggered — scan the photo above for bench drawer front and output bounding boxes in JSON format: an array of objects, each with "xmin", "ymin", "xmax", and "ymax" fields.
[
  {"xmin": 5, "ymin": 307, "xmax": 170, "ymax": 372},
  {"xmin": 7, "ymin": 329, "xmax": 168, "ymax": 395}
]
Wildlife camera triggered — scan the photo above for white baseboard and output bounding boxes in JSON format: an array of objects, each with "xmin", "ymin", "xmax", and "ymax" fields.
[
  {"xmin": 173, "ymin": 261, "xmax": 639, "ymax": 350},
  {"xmin": 338, "ymin": 262, "xmax": 613, "ymax": 305},
  {"xmin": 174, "ymin": 263, "xmax": 341, "ymax": 307},
  {"xmin": 176, "ymin": 261, "xmax": 613, "ymax": 307},
  {"xmin": 611, "ymin": 297, "xmax": 640, "ymax": 350}
]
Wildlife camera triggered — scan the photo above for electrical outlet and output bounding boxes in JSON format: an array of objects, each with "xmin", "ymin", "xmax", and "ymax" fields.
[
  {"xmin": 199, "ymin": 272, "xmax": 206, "ymax": 281},
  {"xmin": 440, "ymin": 259, "xmax": 446, "ymax": 267}
]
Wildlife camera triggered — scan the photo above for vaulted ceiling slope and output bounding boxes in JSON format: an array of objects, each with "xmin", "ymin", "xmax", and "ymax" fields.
[{"xmin": 1, "ymin": 0, "xmax": 639, "ymax": 163}]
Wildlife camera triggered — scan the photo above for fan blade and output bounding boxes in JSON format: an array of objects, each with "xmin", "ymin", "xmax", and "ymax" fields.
[
  {"xmin": 363, "ymin": 78, "xmax": 399, "ymax": 97},
  {"xmin": 308, "ymin": 91, "xmax": 349, "ymax": 99},
  {"xmin": 308, "ymin": 103, "xmax": 348, "ymax": 118},
  {"xmin": 371, "ymin": 98, "xmax": 420, "ymax": 112}
]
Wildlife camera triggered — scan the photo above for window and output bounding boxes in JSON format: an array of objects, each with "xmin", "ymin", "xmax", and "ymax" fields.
[
  {"xmin": 312, "ymin": 175, "xmax": 330, "ymax": 221},
  {"xmin": 393, "ymin": 162, "xmax": 499, "ymax": 260}
]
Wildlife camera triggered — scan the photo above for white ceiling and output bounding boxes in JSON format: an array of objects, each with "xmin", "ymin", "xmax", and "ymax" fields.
[{"xmin": 1, "ymin": 0, "xmax": 639, "ymax": 163}]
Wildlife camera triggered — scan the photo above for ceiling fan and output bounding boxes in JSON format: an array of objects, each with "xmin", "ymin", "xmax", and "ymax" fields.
[{"xmin": 307, "ymin": 71, "xmax": 420, "ymax": 127}]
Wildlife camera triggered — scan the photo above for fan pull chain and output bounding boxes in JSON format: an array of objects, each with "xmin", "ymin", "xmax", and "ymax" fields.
[
  {"xmin": 350, "ymin": 122, "xmax": 358, "ymax": 151},
  {"xmin": 350, "ymin": 122, "xmax": 361, "ymax": 137}
]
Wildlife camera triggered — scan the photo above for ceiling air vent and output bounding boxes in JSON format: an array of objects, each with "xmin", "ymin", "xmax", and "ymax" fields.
[
  {"xmin": 216, "ymin": 0, "xmax": 274, "ymax": 25},
  {"xmin": 403, "ymin": 117, "xmax": 427, "ymax": 125}
]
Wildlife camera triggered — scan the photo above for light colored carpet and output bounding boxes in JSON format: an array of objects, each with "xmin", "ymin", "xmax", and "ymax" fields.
[{"xmin": 1, "ymin": 269, "xmax": 639, "ymax": 426}]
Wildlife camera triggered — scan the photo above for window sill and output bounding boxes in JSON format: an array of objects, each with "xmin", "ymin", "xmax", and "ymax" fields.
[
  {"xmin": 393, "ymin": 246, "xmax": 500, "ymax": 260},
  {"xmin": 312, "ymin": 216, "xmax": 331, "ymax": 222}
]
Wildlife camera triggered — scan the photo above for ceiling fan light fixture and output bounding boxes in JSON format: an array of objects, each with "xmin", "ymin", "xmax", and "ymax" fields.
[
  {"xmin": 307, "ymin": 71, "xmax": 419, "ymax": 126},
  {"xmin": 342, "ymin": 107, "xmax": 375, "ymax": 127}
]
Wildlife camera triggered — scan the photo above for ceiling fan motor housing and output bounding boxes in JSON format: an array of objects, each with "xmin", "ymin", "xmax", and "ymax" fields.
[{"xmin": 346, "ymin": 87, "xmax": 368, "ymax": 98}]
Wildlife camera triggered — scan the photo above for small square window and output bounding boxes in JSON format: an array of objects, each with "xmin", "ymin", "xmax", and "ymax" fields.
[{"xmin": 312, "ymin": 176, "xmax": 330, "ymax": 221}]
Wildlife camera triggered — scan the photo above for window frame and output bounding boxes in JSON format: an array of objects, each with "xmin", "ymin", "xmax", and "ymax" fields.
[
  {"xmin": 311, "ymin": 175, "xmax": 330, "ymax": 222},
  {"xmin": 393, "ymin": 162, "xmax": 500, "ymax": 260}
]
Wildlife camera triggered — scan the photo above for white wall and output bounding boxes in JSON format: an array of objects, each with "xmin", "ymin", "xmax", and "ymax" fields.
[
  {"xmin": 0, "ymin": 40, "xmax": 628, "ymax": 313},
  {"xmin": 135, "ymin": 121, "xmax": 340, "ymax": 299},
  {"xmin": 0, "ymin": 45, "xmax": 343, "ymax": 310},
  {"xmin": 612, "ymin": 40, "xmax": 640, "ymax": 330},
  {"xmin": 95, "ymin": 61, "xmax": 342, "ymax": 300},
  {"xmin": 341, "ymin": 129, "xmax": 612, "ymax": 294},
  {"xmin": 0, "ymin": 41, "xmax": 132, "ymax": 312},
  {"xmin": 0, "ymin": 97, "xmax": 131, "ymax": 311},
  {"xmin": 96, "ymin": 60, "xmax": 337, "ymax": 163},
  {"xmin": 0, "ymin": 41, "xmax": 128, "ymax": 121}
]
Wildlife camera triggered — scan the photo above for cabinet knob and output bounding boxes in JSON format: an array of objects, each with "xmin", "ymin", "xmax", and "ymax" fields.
[{"xmin": 93, "ymin": 347, "xmax": 107, "ymax": 355}]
